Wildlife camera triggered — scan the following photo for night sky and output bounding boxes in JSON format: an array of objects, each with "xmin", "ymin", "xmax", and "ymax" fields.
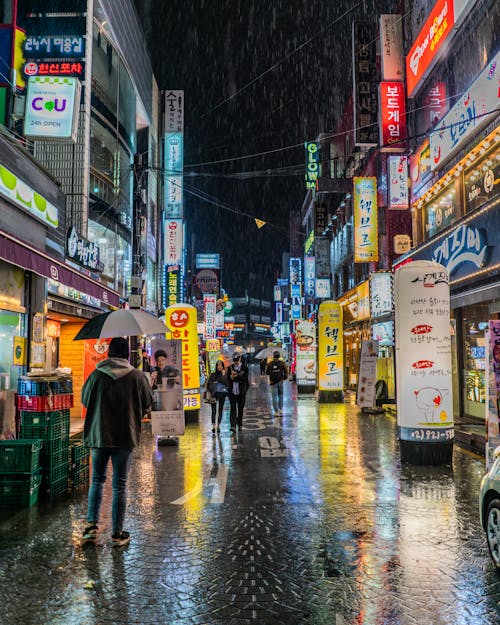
[{"xmin": 135, "ymin": 0, "xmax": 400, "ymax": 299}]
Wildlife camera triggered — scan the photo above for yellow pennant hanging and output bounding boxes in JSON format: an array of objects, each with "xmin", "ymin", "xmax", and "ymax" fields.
[{"xmin": 255, "ymin": 218, "xmax": 266, "ymax": 229}]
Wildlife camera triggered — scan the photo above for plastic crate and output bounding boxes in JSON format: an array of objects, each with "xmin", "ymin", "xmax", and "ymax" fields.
[
  {"xmin": 17, "ymin": 377, "xmax": 73, "ymax": 396},
  {"xmin": 16, "ymin": 394, "xmax": 73, "ymax": 411},
  {"xmin": 0, "ymin": 439, "xmax": 43, "ymax": 474},
  {"xmin": 0, "ymin": 472, "xmax": 42, "ymax": 508},
  {"xmin": 43, "ymin": 475, "xmax": 68, "ymax": 501},
  {"xmin": 70, "ymin": 442, "xmax": 90, "ymax": 467},
  {"xmin": 43, "ymin": 458, "xmax": 69, "ymax": 485},
  {"xmin": 70, "ymin": 464, "xmax": 89, "ymax": 490},
  {"xmin": 40, "ymin": 447, "xmax": 70, "ymax": 473},
  {"xmin": 20, "ymin": 410, "xmax": 70, "ymax": 442},
  {"xmin": 40, "ymin": 437, "xmax": 70, "ymax": 464}
]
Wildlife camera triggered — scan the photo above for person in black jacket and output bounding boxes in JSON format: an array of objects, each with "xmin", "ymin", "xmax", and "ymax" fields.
[
  {"xmin": 227, "ymin": 353, "xmax": 249, "ymax": 432},
  {"xmin": 266, "ymin": 351, "xmax": 288, "ymax": 415},
  {"xmin": 204, "ymin": 359, "xmax": 229, "ymax": 434},
  {"xmin": 81, "ymin": 337, "xmax": 153, "ymax": 547}
]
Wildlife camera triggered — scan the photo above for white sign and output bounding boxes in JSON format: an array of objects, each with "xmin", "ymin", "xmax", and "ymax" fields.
[
  {"xmin": 370, "ymin": 272, "xmax": 393, "ymax": 318},
  {"xmin": 389, "ymin": 155, "xmax": 409, "ymax": 209},
  {"xmin": 165, "ymin": 175, "xmax": 183, "ymax": 219},
  {"xmin": 357, "ymin": 340, "xmax": 379, "ymax": 408},
  {"xmin": 304, "ymin": 256, "xmax": 316, "ymax": 299},
  {"xmin": 203, "ymin": 294, "xmax": 217, "ymax": 340},
  {"xmin": 165, "ymin": 90, "xmax": 184, "ymax": 133},
  {"xmin": 164, "ymin": 219, "xmax": 183, "ymax": 265},
  {"xmin": 430, "ymin": 50, "xmax": 500, "ymax": 170},
  {"xmin": 380, "ymin": 14, "xmax": 404, "ymax": 81},
  {"xmin": 0, "ymin": 163, "xmax": 58, "ymax": 227},
  {"xmin": 151, "ymin": 411, "xmax": 185, "ymax": 438},
  {"xmin": 24, "ymin": 76, "xmax": 80, "ymax": 141},
  {"xmin": 150, "ymin": 338, "xmax": 184, "ymax": 438},
  {"xmin": 394, "ymin": 261, "xmax": 454, "ymax": 442},
  {"xmin": 315, "ymin": 278, "xmax": 331, "ymax": 299}
]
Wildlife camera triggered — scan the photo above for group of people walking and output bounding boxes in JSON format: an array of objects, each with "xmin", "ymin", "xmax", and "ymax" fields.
[{"xmin": 204, "ymin": 350, "xmax": 288, "ymax": 433}]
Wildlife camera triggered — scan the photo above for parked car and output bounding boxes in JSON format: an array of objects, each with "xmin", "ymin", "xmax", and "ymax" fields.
[{"xmin": 479, "ymin": 446, "xmax": 500, "ymax": 570}]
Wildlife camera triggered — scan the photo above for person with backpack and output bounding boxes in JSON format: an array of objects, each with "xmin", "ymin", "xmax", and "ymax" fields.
[{"xmin": 266, "ymin": 351, "xmax": 288, "ymax": 415}]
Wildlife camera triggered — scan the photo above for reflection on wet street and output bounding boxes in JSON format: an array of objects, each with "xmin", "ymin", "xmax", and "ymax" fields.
[{"xmin": 1, "ymin": 367, "xmax": 499, "ymax": 625}]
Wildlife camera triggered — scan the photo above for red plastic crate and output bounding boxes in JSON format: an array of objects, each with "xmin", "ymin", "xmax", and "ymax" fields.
[{"xmin": 16, "ymin": 394, "xmax": 73, "ymax": 411}]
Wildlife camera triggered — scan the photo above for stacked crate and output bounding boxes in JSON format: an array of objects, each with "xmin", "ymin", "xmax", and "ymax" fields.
[
  {"xmin": 0, "ymin": 439, "xmax": 43, "ymax": 509},
  {"xmin": 17, "ymin": 377, "xmax": 73, "ymax": 501},
  {"xmin": 70, "ymin": 441, "xmax": 90, "ymax": 490}
]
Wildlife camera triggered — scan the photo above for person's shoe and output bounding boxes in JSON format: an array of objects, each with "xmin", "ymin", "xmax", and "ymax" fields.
[
  {"xmin": 230, "ymin": 427, "xmax": 236, "ymax": 433},
  {"xmin": 212, "ymin": 426, "xmax": 216, "ymax": 434},
  {"xmin": 82, "ymin": 523, "xmax": 98, "ymax": 542},
  {"xmin": 112, "ymin": 531, "xmax": 130, "ymax": 547}
]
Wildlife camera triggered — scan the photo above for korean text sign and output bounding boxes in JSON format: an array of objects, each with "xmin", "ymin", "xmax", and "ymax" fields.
[
  {"xmin": 166, "ymin": 304, "xmax": 201, "ymax": 410},
  {"xmin": 379, "ymin": 82, "xmax": 407, "ymax": 149},
  {"xmin": 203, "ymin": 294, "xmax": 217, "ymax": 340},
  {"xmin": 354, "ymin": 177, "xmax": 378, "ymax": 262},
  {"xmin": 394, "ymin": 261, "xmax": 454, "ymax": 443},
  {"xmin": 318, "ymin": 301, "xmax": 343, "ymax": 391},
  {"xmin": 295, "ymin": 320, "xmax": 317, "ymax": 387}
]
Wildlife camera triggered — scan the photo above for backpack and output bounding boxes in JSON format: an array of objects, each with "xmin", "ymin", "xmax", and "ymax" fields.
[{"xmin": 269, "ymin": 362, "xmax": 284, "ymax": 384}]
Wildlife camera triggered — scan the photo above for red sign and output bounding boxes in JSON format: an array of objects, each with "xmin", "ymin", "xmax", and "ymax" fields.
[
  {"xmin": 168, "ymin": 309, "xmax": 189, "ymax": 329},
  {"xmin": 379, "ymin": 82, "xmax": 407, "ymax": 149},
  {"xmin": 406, "ymin": 0, "xmax": 455, "ymax": 97},
  {"xmin": 412, "ymin": 360, "xmax": 434, "ymax": 369},
  {"xmin": 424, "ymin": 82, "xmax": 448, "ymax": 126},
  {"xmin": 411, "ymin": 325, "xmax": 433, "ymax": 335},
  {"xmin": 22, "ymin": 61, "xmax": 85, "ymax": 79}
]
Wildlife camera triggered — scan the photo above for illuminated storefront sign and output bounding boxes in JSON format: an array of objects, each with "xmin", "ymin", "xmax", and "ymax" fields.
[
  {"xmin": 431, "ymin": 224, "xmax": 488, "ymax": 275},
  {"xmin": 372, "ymin": 320, "xmax": 394, "ymax": 346},
  {"xmin": 304, "ymin": 230, "xmax": 314, "ymax": 254},
  {"xmin": 356, "ymin": 280, "xmax": 370, "ymax": 320},
  {"xmin": 24, "ymin": 76, "xmax": 81, "ymax": 140},
  {"xmin": 315, "ymin": 278, "xmax": 331, "ymax": 300},
  {"xmin": 353, "ymin": 22, "xmax": 378, "ymax": 147},
  {"xmin": 406, "ymin": 0, "xmax": 472, "ymax": 98},
  {"xmin": 164, "ymin": 219, "xmax": 183, "ymax": 265},
  {"xmin": 410, "ymin": 139, "xmax": 432, "ymax": 202},
  {"xmin": 195, "ymin": 253, "xmax": 220, "ymax": 269},
  {"xmin": 165, "ymin": 133, "xmax": 183, "ymax": 173},
  {"xmin": 0, "ymin": 163, "xmax": 58, "ymax": 227},
  {"xmin": 23, "ymin": 35, "xmax": 85, "ymax": 58},
  {"xmin": 304, "ymin": 256, "xmax": 316, "ymax": 299},
  {"xmin": 430, "ymin": 50, "xmax": 500, "ymax": 171},
  {"xmin": 389, "ymin": 155, "xmax": 409, "ymax": 209},
  {"xmin": 464, "ymin": 145, "xmax": 500, "ymax": 213},
  {"xmin": 164, "ymin": 176, "xmax": 183, "ymax": 219},
  {"xmin": 318, "ymin": 301, "xmax": 343, "ymax": 391},
  {"xmin": 23, "ymin": 60, "xmax": 85, "ymax": 79},
  {"xmin": 305, "ymin": 142, "xmax": 320, "ymax": 190},
  {"xmin": 203, "ymin": 294, "xmax": 217, "ymax": 340},
  {"xmin": 394, "ymin": 261, "xmax": 453, "ymax": 442},
  {"xmin": 289, "ymin": 257, "xmax": 302, "ymax": 291},
  {"xmin": 380, "ymin": 14, "xmax": 404, "ymax": 81},
  {"xmin": 165, "ymin": 90, "xmax": 184, "ymax": 133},
  {"xmin": 353, "ymin": 176, "xmax": 378, "ymax": 262},
  {"xmin": 379, "ymin": 82, "xmax": 407, "ymax": 150},
  {"xmin": 163, "ymin": 265, "xmax": 180, "ymax": 308},
  {"xmin": 166, "ymin": 304, "xmax": 200, "ymax": 411},
  {"xmin": 295, "ymin": 319, "xmax": 317, "ymax": 387},
  {"xmin": 370, "ymin": 272, "xmax": 393, "ymax": 318},
  {"xmin": 66, "ymin": 226, "xmax": 101, "ymax": 271},
  {"xmin": 424, "ymin": 82, "xmax": 448, "ymax": 126}
]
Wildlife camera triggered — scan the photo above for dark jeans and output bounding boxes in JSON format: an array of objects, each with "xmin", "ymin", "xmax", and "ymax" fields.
[
  {"xmin": 87, "ymin": 447, "xmax": 133, "ymax": 533},
  {"xmin": 229, "ymin": 393, "xmax": 246, "ymax": 427},
  {"xmin": 212, "ymin": 392, "xmax": 227, "ymax": 425}
]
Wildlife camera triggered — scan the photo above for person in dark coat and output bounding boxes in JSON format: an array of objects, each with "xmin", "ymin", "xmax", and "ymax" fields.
[
  {"xmin": 227, "ymin": 353, "xmax": 249, "ymax": 432},
  {"xmin": 204, "ymin": 359, "xmax": 229, "ymax": 434},
  {"xmin": 81, "ymin": 337, "xmax": 153, "ymax": 547}
]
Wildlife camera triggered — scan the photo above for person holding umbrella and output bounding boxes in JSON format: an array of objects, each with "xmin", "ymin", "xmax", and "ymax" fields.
[{"xmin": 81, "ymin": 337, "xmax": 153, "ymax": 547}]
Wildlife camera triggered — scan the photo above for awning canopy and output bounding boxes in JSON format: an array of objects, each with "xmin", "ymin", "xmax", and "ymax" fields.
[{"xmin": 0, "ymin": 230, "xmax": 120, "ymax": 308}]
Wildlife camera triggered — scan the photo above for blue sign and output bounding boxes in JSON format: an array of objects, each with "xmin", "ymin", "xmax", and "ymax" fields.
[
  {"xmin": 24, "ymin": 35, "xmax": 85, "ymax": 58},
  {"xmin": 165, "ymin": 133, "xmax": 184, "ymax": 173}
]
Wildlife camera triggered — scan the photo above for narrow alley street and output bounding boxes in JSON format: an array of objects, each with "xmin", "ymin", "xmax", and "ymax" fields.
[{"xmin": 1, "ymin": 366, "xmax": 499, "ymax": 625}]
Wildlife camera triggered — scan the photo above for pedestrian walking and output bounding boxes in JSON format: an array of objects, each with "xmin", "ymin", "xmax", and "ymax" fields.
[
  {"xmin": 228, "ymin": 353, "xmax": 249, "ymax": 432},
  {"xmin": 259, "ymin": 358, "xmax": 267, "ymax": 375},
  {"xmin": 266, "ymin": 351, "xmax": 288, "ymax": 415},
  {"xmin": 81, "ymin": 337, "xmax": 153, "ymax": 547},
  {"xmin": 204, "ymin": 359, "xmax": 229, "ymax": 433}
]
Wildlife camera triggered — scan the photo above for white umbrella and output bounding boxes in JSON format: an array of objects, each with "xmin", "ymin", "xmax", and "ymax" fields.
[
  {"xmin": 255, "ymin": 347, "xmax": 286, "ymax": 360},
  {"xmin": 74, "ymin": 309, "xmax": 169, "ymax": 340}
]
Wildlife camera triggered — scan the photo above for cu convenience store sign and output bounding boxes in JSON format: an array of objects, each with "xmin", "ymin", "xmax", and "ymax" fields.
[{"xmin": 406, "ymin": 0, "xmax": 473, "ymax": 98}]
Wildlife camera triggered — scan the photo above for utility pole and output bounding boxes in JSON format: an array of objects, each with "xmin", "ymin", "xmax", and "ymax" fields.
[{"xmin": 130, "ymin": 153, "xmax": 147, "ymax": 367}]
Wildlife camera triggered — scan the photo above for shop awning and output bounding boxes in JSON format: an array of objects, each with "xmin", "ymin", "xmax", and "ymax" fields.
[{"xmin": 0, "ymin": 230, "xmax": 120, "ymax": 308}]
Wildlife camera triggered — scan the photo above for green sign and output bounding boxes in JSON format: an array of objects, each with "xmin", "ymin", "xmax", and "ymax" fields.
[
  {"xmin": 304, "ymin": 229, "xmax": 314, "ymax": 254},
  {"xmin": 0, "ymin": 164, "xmax": 59, "ymax": 228}
]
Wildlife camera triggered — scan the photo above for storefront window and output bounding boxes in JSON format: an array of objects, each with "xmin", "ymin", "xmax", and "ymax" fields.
[
  {"xmin": 463, "ymin": 304, "xmax": 489, "ymax": 419},
  {"xmin": 423, "ymin": 182, "xmax": 459, "ymax": 240},
  {"xmin": 88, "ymin": 220, "xmax": 131, "ymax": 296},
  {"xmin": 463, "ymin": 142, "xmax": 500, "ymax": 214}
]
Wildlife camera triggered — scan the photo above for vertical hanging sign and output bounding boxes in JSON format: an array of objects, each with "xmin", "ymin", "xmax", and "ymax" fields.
[
  {"xmin": 394, "ymin": 261, "xmax": 454, "ymax": 443},
  {"xmin": 318, "ymin": 301, "xmax": 343, "ymax": 391},
  {"xmin": 164, "ymin": 90, "xmax": 184, "ymax": 219},
  {"xmin": 305, "ymin": 142, "xmax": 320, "ymax": 190},
  {"xmin": 486, "ymin": 321, "xmax": 500, "ymax": 466},
  {"xmin": 388, "ymin": 155, "xmax": 409, "ymax": 209},
  {"xmin": 352, "ymin": 22, "xmax": 378, "ymax": 147},
  {"xmin": 353, "ymin": 177, "xmax": 378, "ymax": 262},
  {"xmin": 203, "ymin": 294, "xmax": 217, "ymax": 340}
]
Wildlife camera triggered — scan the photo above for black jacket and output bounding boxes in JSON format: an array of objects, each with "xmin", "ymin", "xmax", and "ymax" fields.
[{"xmin": 227, "ymin": 363, "xmax": 249, "ymax": 395}]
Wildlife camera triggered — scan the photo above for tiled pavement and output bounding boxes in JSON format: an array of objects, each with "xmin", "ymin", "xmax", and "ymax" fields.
[{"xmin": 1, "ymin": 367, "xmax": 500, "ymax": 625}]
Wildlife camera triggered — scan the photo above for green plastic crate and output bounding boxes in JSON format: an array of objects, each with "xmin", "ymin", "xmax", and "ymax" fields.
[
  {"xmin": 0, "ymin": 439, "xmax": 43, "ymax": 474},
  {"xmin": 0, "ymin": 472, "xmax": 42, "ymax": 508},
  {"xmin": 43, "ymin": 458, "xmax": 69, "ymax": 485},
  {"xmin": 70, "ymin": 442, "xmax": 90, "ymax": 466},
  {"xmin": 20, "ymin": 410, "xmax": 70, "ymax": 442},
  {"xmin": 70, "ymin": 464, "xmax": 89, "ymax": 490},
  {"xmin": 43, "ymin": 475, "xmax": 68, "ymax": 501},
  {"xmin": 40, "ymin": 438, "xmax": 70, "ymax": 465}
]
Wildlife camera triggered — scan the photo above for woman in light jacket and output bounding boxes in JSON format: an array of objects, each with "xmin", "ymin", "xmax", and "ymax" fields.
[{"xmin": 205, "ymin": 360, "xmax": 229, "ymax": 434}]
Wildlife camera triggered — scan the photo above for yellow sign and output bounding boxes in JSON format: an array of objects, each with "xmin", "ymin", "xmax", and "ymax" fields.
[
  {"xmin": 166, "ymin": 304, "xmax": 201, "ymax": 411},
  {"xmin": 318, "ymin": 301, "xmax": 343, "ymax": 391},
  {"xmin": 206, "ymin": 339, "xmax": 220, "ymax": 352},
  {"xmin": 356, "ymin": 280, "xmax": 370, "ymax": 320},
  {"xmin": 13, "ymin": 336, "xmax": 27, "ymax": 366},
  {"xmin": 354, "ymin": 176, "xmax": 378, "ymax": 262},
  {"xmin": 14, "ymin": 29, "xmax": 26, "ymax": 91}
]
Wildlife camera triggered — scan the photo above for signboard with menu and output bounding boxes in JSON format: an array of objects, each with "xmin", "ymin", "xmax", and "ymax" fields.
[
  {"xmin": 394, "ymin": 261, "xmax": 454, "ymax": 443},
  {"xmin": 357, "ymin": 340, "xmax": 379, "ymax": 408},
  {"xmin": 295, "ymin": 320, "xmax": 316, "ymax": 388}
]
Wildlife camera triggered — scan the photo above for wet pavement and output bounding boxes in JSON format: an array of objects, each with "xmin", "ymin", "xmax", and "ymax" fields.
[{"xmin": 1, "ymin": 365, "xmax": 500, "ymax": 625}]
